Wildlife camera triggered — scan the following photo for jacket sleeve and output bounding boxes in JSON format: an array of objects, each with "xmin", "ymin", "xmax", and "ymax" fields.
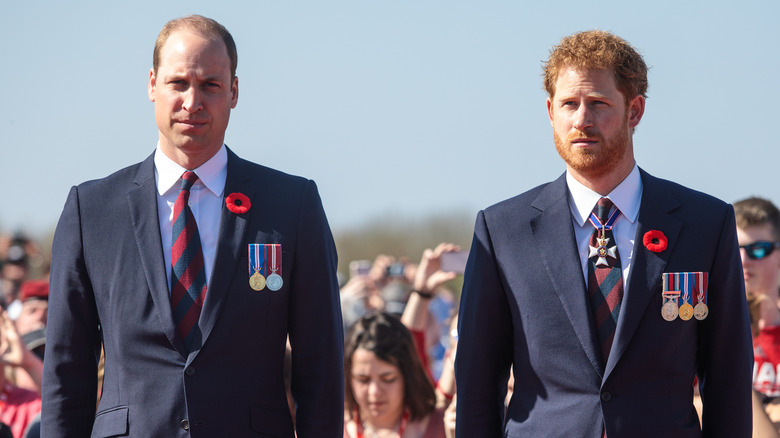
[
  {"xmin": 455, "ymin": 210, "xmax": 514, "ymax": 437},
  {"xmin": 698, "ymin": 204, "xmax": 753, "ymax": 437},
  {"xmin": 288, "ymin": 180, "xmax": 345, "ymax": 437},
  {"xmin": 41, "ymin": 186, "xmax": 102, "ymax": 437}
]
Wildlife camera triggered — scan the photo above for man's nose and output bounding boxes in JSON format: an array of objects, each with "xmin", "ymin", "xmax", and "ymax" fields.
[
  {"xmin": 572, "ymin": 105, "xmax": 593, "ymax": 131},
  {"xmin": 182, "ymin": 87, "xmax": 203, "ymax": 113}
]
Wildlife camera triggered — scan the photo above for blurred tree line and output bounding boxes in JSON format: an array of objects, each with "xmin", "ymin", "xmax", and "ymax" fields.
[
  {"xmin": 333, "ymin": 210, "xmax": 475, "ymax": 298},
  {"xmin": 4, "ymin": 208, "xmax": 477, "ymax": 297}
]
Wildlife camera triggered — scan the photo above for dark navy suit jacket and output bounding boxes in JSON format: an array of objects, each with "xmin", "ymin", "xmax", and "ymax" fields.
[
  {"xmin": 455, "ymin": 169, "xmax": 752, "ymax": 437},
  {"xmin": 42, "ymin": 148, "xmax": 344, "ymax": 437}
]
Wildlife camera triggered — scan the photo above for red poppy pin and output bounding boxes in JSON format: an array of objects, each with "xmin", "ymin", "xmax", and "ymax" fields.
[
  {"xmin": 226, "ymin": 192, "xmax": 251, "ymax": 214},
  {"xmin": 643, "ymin": 230, "xmax": 667, "ymax": 253}
]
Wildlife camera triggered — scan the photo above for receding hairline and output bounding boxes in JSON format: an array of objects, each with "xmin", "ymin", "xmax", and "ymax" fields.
[{"xmin": 153, "ymin": 15, "xmax": 237, "ymax": 79}]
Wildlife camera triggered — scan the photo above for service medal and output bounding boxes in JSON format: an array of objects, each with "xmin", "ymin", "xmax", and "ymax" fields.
[
  {"xmin": 693, "ymin": 271, "xmax": 709, "ymax": 320},
  {"xmin": 693, "ymin": 302, "xmax": 709, "ymax": 320},
  {"xmin": 250, "ymin": 271, "xmax": 266, "ymax": 291},
  {"xmin": 679, "ymin": 302, "xmax": 693, "ymax": 321},
  {"xmin": 662, "ymin": 300, "xmax": 679, "ymax": 321},
  {"xmin": 266, "ymin": 244, "xmax": 283, "ymax": 291},
  {"xmin": 249, "ymin": 243, "xmax": 266, "ymax": 291},
  {"xmin": 678, "ymin": 272, "xmax": 693, "ymax": 320},
  {"xmin": 267, "ymin": 273, "xmax": 283, "ymax": 291},
  {"xmin": 661, "ymin": 273, "xmax": 680, "ymax": 321}
]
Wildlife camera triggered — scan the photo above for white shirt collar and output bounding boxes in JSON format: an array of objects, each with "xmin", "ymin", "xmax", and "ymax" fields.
[
  {"xmin": 154, "ymin": 144, "xmax": 228, "ymax": 198},
  {"xmin": 566, "ymin": 164, "xmax": 642, "ymax": 227}
]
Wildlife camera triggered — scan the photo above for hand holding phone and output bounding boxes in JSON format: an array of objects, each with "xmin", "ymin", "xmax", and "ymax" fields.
[{"xmin": 440, "ymin": 250, "xmax": 468, "ymax": 274}]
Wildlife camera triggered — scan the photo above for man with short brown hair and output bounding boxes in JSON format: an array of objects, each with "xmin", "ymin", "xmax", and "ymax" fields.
[
  {"xmin": 734, "ymin": 197, "xmax": 780, "ymax": 399},
  {"xmin": 42, "ymin": 15, "xmax": 344, "ymax": 437}
]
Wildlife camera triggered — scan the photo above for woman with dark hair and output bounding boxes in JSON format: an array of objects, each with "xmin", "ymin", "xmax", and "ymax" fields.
[{"xmin": 344, "ymin": 312, "xmax": 445, "ymax": 438}]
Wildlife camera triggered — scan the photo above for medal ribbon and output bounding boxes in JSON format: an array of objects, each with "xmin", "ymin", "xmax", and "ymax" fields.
[
  {"xmin": 682, "ymin": 272, "xmax": 690, "ymax": 304},
  {"xmin": 588, "ymin": 205, "xmax": 621, "ymax": 235},
  {"xmin": 695, "ymin": 272, "xmax": 708, "ymax": 304},
  {"xmin": 662, "ymin": 273, "xmax": 680, "ymax": 301},
  {"xmin": 267, "ymin": 244, "xmax": 281, "ymax": 274},
  {"xmin": 675, "ymin": 273, "xmax": 681, "ymax": 306},
  {"xmin": 249, "ymin": 244, "xmax": 266, "ymax": 276}
]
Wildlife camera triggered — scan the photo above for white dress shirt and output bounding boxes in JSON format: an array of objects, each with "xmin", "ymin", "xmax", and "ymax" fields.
[
  {"xmin": 154, "ymin": 145, "xmax": 227, "ymax": 292},
  {"xmin": 567, "ymin": 164, "xmax": 643, "ymax": 293}
]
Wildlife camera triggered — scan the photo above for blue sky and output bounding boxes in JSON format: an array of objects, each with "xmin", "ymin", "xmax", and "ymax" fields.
[{"xmin": 2, "ymin": 1, "xmax": 777, "ymax": 238}]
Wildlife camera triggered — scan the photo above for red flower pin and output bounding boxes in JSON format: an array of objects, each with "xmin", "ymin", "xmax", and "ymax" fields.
[
  {"xmin": 643, "ymin": 230, "xmax": 667, "ymax": 253},
  {"xmin": 226, "ymin": 192, "xmax": 251, "ymax": 214}
]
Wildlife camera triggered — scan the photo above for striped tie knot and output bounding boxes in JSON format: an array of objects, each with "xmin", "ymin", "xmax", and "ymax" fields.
[
  {"xmin": 180, "ymin": 171, "xmax": 199, "ymax": 191},
  {"xmin": 596, "ymin": 198, "xmax": 614, "ymax": 223}
]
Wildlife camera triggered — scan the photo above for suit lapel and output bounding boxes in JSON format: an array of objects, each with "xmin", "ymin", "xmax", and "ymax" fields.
[
  {"xmin": 192, "ymin": 149, "xmax": 251, "ymax": 357},
  {"xmin": 531, "ymin": 174, "xmax": 603, "ymax": 375},
  {"xmin": 127, "ymin": 155, "xmax": 187, "ymax": 356},
  {"xmin": 605, "ymin": 169, "xmax": 682, "ymax": 377}
]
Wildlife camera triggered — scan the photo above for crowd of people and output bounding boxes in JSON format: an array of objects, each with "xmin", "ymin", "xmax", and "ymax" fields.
[
  {"xmin": 7, "ymin": 199, "xmax": 780, "ymax": 437},
  {"xmin": 7, "ymin": 203, "xmax": 780, "ymax": 438},
  {"xmin": 0, "ymin": 228, "xmax": 464, "ymax": 437},
  {"xmin": 0, "ymin": 234, "xmax": 48, "ymax": 437}
]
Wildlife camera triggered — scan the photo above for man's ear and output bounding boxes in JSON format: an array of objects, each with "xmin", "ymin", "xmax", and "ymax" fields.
[
  {"xmin": 230, "ymin": 76, "xmax": 239, "ymax": 109},
  {"xmin": 148, "ymin": 68, "xmax": 157, "ymax": 102},
  {"xmin": 546, "ymin": 97, "xmax": 554, "ymax": 127},
  {"xmin": 627, "ymin": 95, "xmax": 645, "ymax": 129}
]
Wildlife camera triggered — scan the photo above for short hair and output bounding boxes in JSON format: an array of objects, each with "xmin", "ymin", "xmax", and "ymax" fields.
[
  {"xmin": 734, "ymin": 197, "xmax": 780, "ymax": 241},
  {"xmin": 153, "ymin": 15, "xmax": 238, "ymax": 80},
  {"xmin": 543, "ymin": 30, "xmax": 648, "ymax": 105},
  {"xmin": 344, "ymin": 312, "xmax": 435, "ymax": 421}
]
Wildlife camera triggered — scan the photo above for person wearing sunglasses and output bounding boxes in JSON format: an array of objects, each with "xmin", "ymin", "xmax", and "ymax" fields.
[{"xmin": 734, "ymin": 197, "xmax": 780, "ymax": 431}]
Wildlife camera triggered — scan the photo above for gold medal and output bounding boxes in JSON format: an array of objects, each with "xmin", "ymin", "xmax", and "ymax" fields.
[
  {"xmin": 693, "ymin": 302, "xmax": 709, "ymax": 320},
  {"xmin": 661, "ymin": 300, "xmax": 678, "ymax": 321},
  {"xmin": 248, "ymin": 244, "xmax": 266, "ymax": 291},
  {"xmin": 677, "ymin": 272, "xmax": 695, "ymax": 321},
  {"xmin": 679, "ymin": 302, "xmax": 693, "ymax": 321},
  {"xmin": 250, "ymin": 271, "xmax": 266, "ymax": 291}
]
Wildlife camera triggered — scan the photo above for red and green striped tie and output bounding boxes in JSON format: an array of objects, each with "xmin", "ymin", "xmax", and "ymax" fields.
[
  {"xmin": 587, "ymin": 197, "xmax": 623, "ymax": 364},
  {"xmin": 170, "ymin": 171, "xmax": 207, "ymax": 351}
]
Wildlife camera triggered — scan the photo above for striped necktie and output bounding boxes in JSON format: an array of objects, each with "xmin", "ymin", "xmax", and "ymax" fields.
[
  {"xmin": 170, "ymin": 171, "xmax": 207, "ymax": 351},
  {"xmin": 587, "ymin": 197, "xmax": 624, "ymax": 364}
]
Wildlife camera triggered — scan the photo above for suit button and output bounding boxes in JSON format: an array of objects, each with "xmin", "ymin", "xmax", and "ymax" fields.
[
  {"xmin": 601, "ymin": 391, "xmax": 612, "ymax": 402},
  {"xmin": 180, "ymin": 419, "xmax": 190, "ymax": 430},
  {"xmin": 185, "ymin": 366, "xmax": 196, "ymax": 376}
]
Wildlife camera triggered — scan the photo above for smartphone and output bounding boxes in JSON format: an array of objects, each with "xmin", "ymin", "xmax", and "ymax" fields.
[
  {"xmin": 349, "ymin": 260, "xmax": 372, "ymax": 278},
  {"xmin": 386, "ymin": 262, "xmax": 405, "ymax": 277},
  {"xmin": 441, "ymin": 250, "xmax": 469, "ymax": 274}
]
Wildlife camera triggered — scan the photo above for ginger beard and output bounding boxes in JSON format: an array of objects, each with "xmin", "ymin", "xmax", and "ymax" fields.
[{"xmin": 554, "ymin": 120, "xmax": 631, "ymax": 180}]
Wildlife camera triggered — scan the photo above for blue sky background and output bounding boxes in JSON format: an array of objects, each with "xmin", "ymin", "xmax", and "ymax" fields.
[{"xmin": 2, "ymin": 1, "xmax": 777, "ymax": 239}]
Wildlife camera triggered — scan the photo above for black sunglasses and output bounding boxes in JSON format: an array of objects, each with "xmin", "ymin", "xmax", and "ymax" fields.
[{"xmin": 740, "ymin": 241, "xmax": 780, "ymax": 260}]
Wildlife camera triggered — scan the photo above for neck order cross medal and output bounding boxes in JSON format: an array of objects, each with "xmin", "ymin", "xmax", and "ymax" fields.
[{"xmin": 587, "ymin": 207, "xmax": 621, "ymax": 267}]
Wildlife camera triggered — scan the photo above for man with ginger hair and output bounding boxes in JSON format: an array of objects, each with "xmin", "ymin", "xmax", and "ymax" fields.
[
  {"xmin": 42, "ymin": 15, "xmax": 343, "ymax": 437},
  {"xmin": 456, "ymin": 30, "xmax": 752, "ymax": 437}
]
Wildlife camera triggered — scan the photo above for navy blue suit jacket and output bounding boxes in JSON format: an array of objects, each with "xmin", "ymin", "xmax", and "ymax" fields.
[
  {"xmin": 455, "ymin": 169, "xmax": 752, "ymax": 437},
  {"xmin": 42, "ymin": 148, "xmax": 344, "ymax": 437}
]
